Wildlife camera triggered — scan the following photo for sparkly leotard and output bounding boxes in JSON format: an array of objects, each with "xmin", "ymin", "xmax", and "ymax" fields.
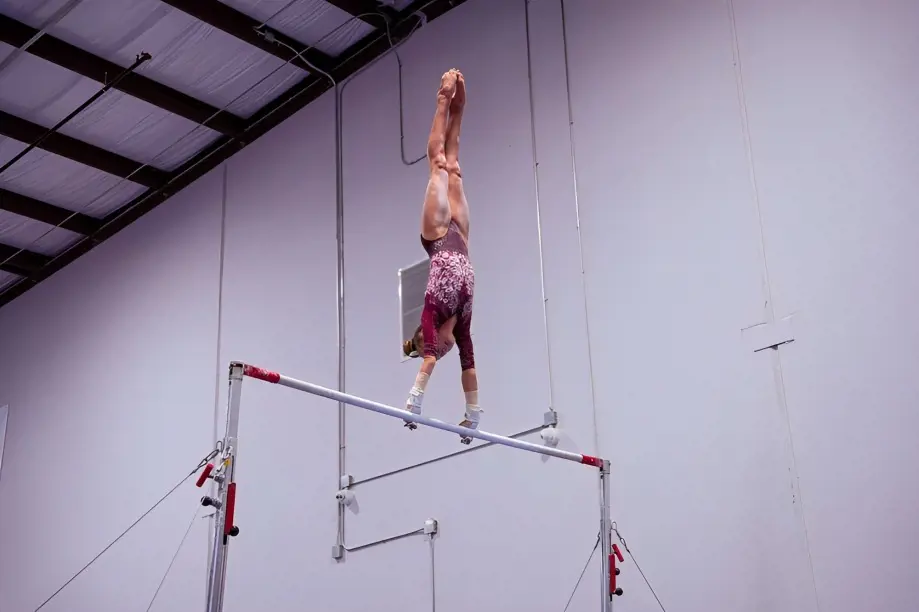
[{"xmin": 420, "ymin": 220, "xmax": 475, "ymax": 370}]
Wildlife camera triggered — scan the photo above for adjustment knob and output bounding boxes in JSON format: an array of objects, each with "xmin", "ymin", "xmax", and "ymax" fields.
[{"xmin": 201, "ymin": 496, "xmax": 221, "ymax": 508}]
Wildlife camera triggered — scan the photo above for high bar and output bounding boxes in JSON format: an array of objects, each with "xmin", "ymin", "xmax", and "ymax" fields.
[{"xmin": 237, "ymin": 362, "xmax": 603, "ymax": 468}]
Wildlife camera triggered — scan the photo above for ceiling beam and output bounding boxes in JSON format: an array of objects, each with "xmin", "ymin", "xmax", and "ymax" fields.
[
  {"xmin": 0, "ymin": 13, "xmax": 244, "ymax": 136},
  {"xmin": 0, "ymin": 242, "xmax": 51, "ymax": 277},
  {"xmin": 158, "ymin": 0, "xmax": 336, "ymax": 72},
  {"xmin": 0, "ymin": 188, "xmax": 102, "ymax": 235},
  {"xmin": 323, "ymin": 0, "xmax": 397, "ymax": 26},
  {"xmin": 0, "ymin": 110, "xmax": 167, "ymax": 187},
  {"xmin": 240, "ymin": 0, "xmax": 456, "ymax": 133},
  {"xmin": 0, "ymin": 0, "xmax": 468, "ymax": 308}
]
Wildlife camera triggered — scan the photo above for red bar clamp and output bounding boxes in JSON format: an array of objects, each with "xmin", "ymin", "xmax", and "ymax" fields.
[
  {"xmin": 196, "ymin": 463, "xmax": 214, "ymax": 487},
  {"xmin": 609, "ymin": 543, "xmax": 624, "ymax": 596}
]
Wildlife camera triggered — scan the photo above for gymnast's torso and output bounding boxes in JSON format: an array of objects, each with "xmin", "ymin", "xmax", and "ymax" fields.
[
  {"xmin": 420, "ymin": 220, "xmax": 475, "ymax": 365},
  {"xmin": 421, "ymin": 218, "xmax": 469, "ymax": 259}
]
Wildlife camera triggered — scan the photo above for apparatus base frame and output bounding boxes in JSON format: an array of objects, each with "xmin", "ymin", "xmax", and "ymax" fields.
[{"xmin": 202, "ymin": 361, "xmax": 614, "ymax": 612}]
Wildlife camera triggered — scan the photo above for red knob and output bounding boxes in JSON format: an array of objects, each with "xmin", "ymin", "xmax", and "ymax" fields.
[{"xmin": 196, "ymin": 463, "xmax": 214, "ymax": 488}]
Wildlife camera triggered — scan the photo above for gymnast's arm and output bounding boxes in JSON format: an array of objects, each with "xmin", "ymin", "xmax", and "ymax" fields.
[
  {"xmin": 455, "ymin": 328, "xmax": 474, "ymax": 375},
  {"xmin": 454, "ymin": 317, "xmax": 480, "ymax": 424},
  {"xmin": 405, "ymin": 308, "xmax": 439, "ymax": 414}
]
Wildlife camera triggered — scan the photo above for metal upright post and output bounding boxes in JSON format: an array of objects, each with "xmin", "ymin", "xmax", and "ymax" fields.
[
  {"xmin": 600, "ymin": 460, "xmax": 613, "ymax": 612},
  {"xmin": 205, "ymin": 362, "xmax": 244, "ymax": 612}
]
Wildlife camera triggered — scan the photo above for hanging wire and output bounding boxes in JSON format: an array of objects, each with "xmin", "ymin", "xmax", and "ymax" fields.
[
  {"xmin": 144, "ymin": 504, "xmax": 202, "ymax": 612},
  {"xmin": 32, "ymin": 447, "xmax": 219, "ymax": 611},
  {"xmin": 267, "ymin": 6, "xmax": 428, "ymax": 165},
  {"xmin": 561, "ymin": 526, "xmax": 668, "ymax": 612},
  {"xmin": 383, "ymin": 15, "xmax": 428, "ymax": 166},
  {"xmin": 612, "ymin": 522, "xmax": 668, "ymax": 612},
  {"xmin": 562, "ymin": 534, "xmax": 600, "ymax": 612}
]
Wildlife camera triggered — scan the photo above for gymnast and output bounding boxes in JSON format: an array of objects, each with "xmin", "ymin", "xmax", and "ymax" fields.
[{"xmin": 401, "ymin": 68, "xmax": 481, "ymax": 443}]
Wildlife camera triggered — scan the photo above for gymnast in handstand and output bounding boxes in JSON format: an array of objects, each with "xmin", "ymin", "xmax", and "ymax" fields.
[{"xmin": 402, "ymin": 68, "xmax": 481, "ymax": 443}]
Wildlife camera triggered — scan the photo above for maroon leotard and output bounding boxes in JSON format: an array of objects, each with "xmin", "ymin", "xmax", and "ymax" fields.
[{"xmin": 420, "ymin": 220, "xmax": 475, "ymax": 370}]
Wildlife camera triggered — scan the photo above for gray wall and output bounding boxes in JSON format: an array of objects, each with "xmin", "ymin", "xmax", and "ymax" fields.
[{"xmin": 1, "ymin": 1, "xmax": 917, "ymax": 611}]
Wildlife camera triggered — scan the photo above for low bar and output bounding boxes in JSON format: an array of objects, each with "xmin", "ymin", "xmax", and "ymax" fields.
[{"xmin": 239, "ymin": 362, "xmax": 602, "ymax": 468}]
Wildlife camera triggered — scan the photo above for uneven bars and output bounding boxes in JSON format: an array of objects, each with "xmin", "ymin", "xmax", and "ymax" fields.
[{"xmin": 238, "ymin": 362, "xmax": 603, "ymax": 468}]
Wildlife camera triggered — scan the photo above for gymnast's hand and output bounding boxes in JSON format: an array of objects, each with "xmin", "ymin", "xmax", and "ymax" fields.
[
  {"xmin": 405, "ymin": 371, "xmax": 429, "ymax": 417},
  {"xmin": 405, "ymin": 387, "xmax": 423, "ymax": 415}
]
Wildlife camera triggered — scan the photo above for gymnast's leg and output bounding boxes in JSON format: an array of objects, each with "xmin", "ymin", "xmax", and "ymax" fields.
[
  {"xmin": 455, "ymin": 307, "xmax": 481, "ymax": 443},
  {"xmin": 405, "ymin": 71, "xmax": 459, "ymax": 422},
  {"xmin": 445, "ymin": 72, "xmax": 480, "ymax": 440},
  {"xmin": 420, "ymin": 70, "xmax": 457, "ymax": 241},
  {"xmin": 418, "ymin": 70, "xmax": 457, "ymax": 375},
  {"xmin": 445, "ymin": 71, "xmax": 469, "ymax": 238}
]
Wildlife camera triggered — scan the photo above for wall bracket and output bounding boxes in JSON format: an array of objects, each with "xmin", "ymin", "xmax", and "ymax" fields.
[{"xmin": 742, "ymin": 315, "xmax": 795, "ymax": 353}]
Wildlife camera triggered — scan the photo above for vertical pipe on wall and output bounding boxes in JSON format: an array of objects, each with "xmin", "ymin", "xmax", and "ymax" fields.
[
  {"xmin": 558, "ymin": 0, "xmax": 602, "ymax": 458},
  {"xmin": 523, "ymin": 0, "xmax": 557, "ymax": 416},
  {"xmin": 332, "ymin": 15, "xmax": 427, "ymax": 553},
  {"xmin": 429, "ymin": 539, "xmax": 437, "ymax": 612},
  {"xmin": 334, "ymin": 84, "xmax": 348, "ymax": 550}
]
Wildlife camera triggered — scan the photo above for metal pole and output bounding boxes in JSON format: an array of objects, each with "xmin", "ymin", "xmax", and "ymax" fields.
[
  {"xmin": 600, "ymin": 460, "xmax": 613, "ymax": 612},
  {"xmin": 334, "ymin": 78, "xmax": 348, "ymax": 557},
  {"xmin": 523, "ymin": 0, "xmax": 557, "ymax": 418},
  {"xmin": 241, "ymin": 363, "xmax": 602, "ymax": 467},
  {"xmin": 204, "ymin": 362, "xmax": 244, "ymax": 612}
]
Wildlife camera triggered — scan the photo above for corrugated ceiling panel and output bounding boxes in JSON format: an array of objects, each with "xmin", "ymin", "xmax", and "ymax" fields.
[
  {"xmin": 0, "ymin": 270, "xmax": 22, "ymax": 292},
  {"xmin": 0, "ymin": 137, "xmax": 147, "ymax": 216},
  {"xmin": 35, "ymin": 0, "xmax": 309, "ymax": 117},
  {"xmin": 0, "ymin": 0, "xmax": 78, "ymax": 25},
  {"xmin": 219, "ymin": 0, "xmax": 375, "ymax": 57},
  {"xmin": 0, "ymin": 43, "xmax": 221, "ymax": 171},
  {"xmin": 0, "ymin": 210, "xmax": 82, "ymax": 255}
]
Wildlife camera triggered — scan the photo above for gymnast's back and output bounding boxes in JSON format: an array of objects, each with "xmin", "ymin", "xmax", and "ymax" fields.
[{"xmin": 420, "ymin": 219, "xmax": 469, "ymax": 259}]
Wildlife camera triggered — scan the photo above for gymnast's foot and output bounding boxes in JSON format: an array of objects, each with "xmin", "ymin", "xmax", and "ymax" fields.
[
  {"xmin": 438, "ymin": 69, "xmax": 458, "ymax": 100},
  {"xmin": 450, "ymin": 71, "xmax": 465, "ymax": 112}
]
